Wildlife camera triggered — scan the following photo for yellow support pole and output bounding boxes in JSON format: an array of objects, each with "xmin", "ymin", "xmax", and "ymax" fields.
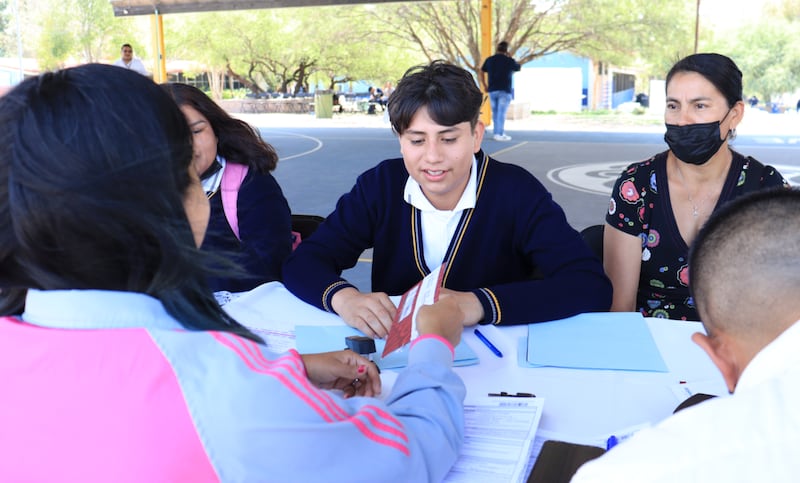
[
  {"xmin": 149, "ymin": 14, "xmax": 159, "ymax": 81},
  {"xmin": 150, "ymin": 12, "xmax": 167, "ymax": 83},
  {"xmin": 479, "ymin": 0, "xmax": 492, "ymax": 127}
]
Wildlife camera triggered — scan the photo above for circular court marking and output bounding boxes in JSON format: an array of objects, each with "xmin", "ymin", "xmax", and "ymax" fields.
[
  {"xmin": 548, "ymin": 161, "xmax": 800, "ymax": 196},
  {"xmin": 547, "ymin": 161, "xmax": 633, "ymax": 196},
  {"xmin": 260, "ymin": 130, "xmax": 324, "ymax": 161}
]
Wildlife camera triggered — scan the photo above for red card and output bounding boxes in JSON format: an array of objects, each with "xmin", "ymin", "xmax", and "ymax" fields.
[{"xmin": 381, "ymin": 263, "xmax": 446, "ymax": 357}]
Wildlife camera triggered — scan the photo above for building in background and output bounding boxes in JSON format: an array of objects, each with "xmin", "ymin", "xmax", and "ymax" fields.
[
  {"xmin": 514, "ymin": 51, "xmax": 644, "ymax": 112},
  {"xmin": 0, "ymin": 57, "xmax": 41, "ymax": 87}
]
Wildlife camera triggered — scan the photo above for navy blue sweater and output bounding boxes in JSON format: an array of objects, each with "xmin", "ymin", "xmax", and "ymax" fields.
[
  {"xmin": 283, "ymin": 152, "xmax": 611, "ymax": 325},
  {"xmin": 203, "ymin": 169, "xmax": 292, "ymax": 292}
]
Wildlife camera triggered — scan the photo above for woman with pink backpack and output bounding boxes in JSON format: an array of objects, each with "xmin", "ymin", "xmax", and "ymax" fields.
[{"xmin": 162, "ymin": 83, "xmax": 293, "ymax": 293}]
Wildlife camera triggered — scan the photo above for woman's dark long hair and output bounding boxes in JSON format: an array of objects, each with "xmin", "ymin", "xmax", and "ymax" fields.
[
  {"xmin": 160, "ymin": 83, "xmax": 278, "ymax": 172},
  {"xmin": 0, "ymin": 63, "xmax": 261, "ymax": 343},
  {"xmin": 666, "ymin": 53, "xmax": 743, "ymax": 108}
]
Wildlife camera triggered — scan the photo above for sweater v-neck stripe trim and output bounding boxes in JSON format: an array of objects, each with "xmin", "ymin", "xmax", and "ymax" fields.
[{"xmin": 411, "ymin": 151, "xmax": 490, "ymax": 286}]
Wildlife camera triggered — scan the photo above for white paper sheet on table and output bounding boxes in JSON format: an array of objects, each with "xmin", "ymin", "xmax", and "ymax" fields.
[
  {"xmin": 444, "ymin": 396, "xmax": 544, "ymax": 483},
  {"xmin": 222, "ymin": 282, "xmax": 343, "ymax": 353}
]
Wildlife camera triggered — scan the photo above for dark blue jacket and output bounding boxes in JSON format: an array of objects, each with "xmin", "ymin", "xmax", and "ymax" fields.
[
  {"xmin": 284, "ymin": 151, "xmax": 611, "ymax": 325},
  {"xmin": 203, "ymin": 169, "xmax": 292, "ymax": 292}
]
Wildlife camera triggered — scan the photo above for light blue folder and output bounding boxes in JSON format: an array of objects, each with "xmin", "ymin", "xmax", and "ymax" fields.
[
  {"xmin": 523, "ymin": 312, "xmax": 668, "ymax": 372},
  {"xmin": 295, "ymin": 325, "xmax": 479, "ymax": 370}
]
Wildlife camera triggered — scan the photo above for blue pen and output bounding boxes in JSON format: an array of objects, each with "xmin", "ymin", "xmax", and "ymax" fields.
[{"xmin": 474, "ymin": 328, "xmax": 503, "ymax": 358}]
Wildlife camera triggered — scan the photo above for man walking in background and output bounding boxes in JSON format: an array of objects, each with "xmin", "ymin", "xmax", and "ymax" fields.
[
  {"xmin": 113, "ymin": 44, "xmax": 148, "ymax": 76},
  {"xmin": 481, "ymin": 41, "xmax": 520, "ymax": 142}
]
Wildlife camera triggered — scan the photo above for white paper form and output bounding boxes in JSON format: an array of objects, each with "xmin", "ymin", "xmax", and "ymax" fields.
[{"xmin": 444, "ymin": 396, "xmax": 544, "ymax": 483}]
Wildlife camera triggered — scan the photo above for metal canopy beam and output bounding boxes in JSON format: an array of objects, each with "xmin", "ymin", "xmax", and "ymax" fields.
[{"xmin": 110, "ymin": 0, "xmax": 414, "ymax": 16}]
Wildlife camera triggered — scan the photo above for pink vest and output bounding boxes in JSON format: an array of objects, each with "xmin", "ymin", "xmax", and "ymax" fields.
[{"xmin": 0, "ymin": 317, "xmax": 218, "ymax": 481}]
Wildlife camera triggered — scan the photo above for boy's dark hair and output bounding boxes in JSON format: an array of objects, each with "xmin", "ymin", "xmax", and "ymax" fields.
[
  {"xmin": 497, "ymin": 41, "xmax": 509, "ymax": 53},
  {"xmin": 388, "ymin": 60, "xmax": 483, "ymax": 135}
]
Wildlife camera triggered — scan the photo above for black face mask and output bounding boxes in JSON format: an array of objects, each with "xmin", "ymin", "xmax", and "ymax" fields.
[{"xmin": 664, "ymin": 111, "xmax": 731, "ymax": 165}]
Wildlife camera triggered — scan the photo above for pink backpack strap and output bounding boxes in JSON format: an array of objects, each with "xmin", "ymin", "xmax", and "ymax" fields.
[{"xmin": 220, "ymin": 162, "xmax": 249, "ymax": 240}]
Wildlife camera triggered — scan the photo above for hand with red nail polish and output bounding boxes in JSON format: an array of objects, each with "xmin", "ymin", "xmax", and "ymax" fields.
[{"xmin": 301, "ymin": 350, "xmax": 381, "ymax": 398}]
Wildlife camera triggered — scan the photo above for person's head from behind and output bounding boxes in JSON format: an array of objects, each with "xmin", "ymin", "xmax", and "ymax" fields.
[
  {"xmin": 161, "ymin": 82, "xmax": 277, "ymax": 177},
  {"xmin": 387, "ymin": 60, "xmax": 485, "ymax": 211},
  {"xmin": 0, "ymin": 63, "xmax": 258, "ymax": 341},
  {"xmin": 663, "ymin": 53, "xmax": 744, "ymax": 164},
  {"xmin": 689, "ymin": 188, "xmax": 800, "ymax": 393},
  {"xmin": 497, "ymin": 41, "xmax": 509, "ymax": 54},
  {"xmin": 121, "ymin": 43, "xmax": 134, "ymax": 62}
]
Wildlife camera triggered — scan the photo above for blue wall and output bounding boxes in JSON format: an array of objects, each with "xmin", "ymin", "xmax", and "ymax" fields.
[{"xmin": 522, "ymin": 52, "xmax": 591, "ymax": 90}]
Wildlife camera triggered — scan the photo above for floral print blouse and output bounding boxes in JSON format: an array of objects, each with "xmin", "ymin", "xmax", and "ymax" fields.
[{"xmin": 606, "ymin": 150, "xmax": 787, "ymax": 320}]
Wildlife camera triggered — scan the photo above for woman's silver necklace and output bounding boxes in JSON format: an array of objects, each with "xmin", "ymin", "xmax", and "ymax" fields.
[{"xmin": 674, "ymin": 162, "xmax": 704, "ymax": 217}]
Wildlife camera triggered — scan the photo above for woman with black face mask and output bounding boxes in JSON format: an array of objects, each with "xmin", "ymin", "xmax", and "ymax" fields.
[{"xmin": 603, "ymin": 53, "xmax": 788, "ymax": 321}]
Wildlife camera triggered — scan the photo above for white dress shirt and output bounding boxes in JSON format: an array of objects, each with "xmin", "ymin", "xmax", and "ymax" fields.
[
  {"xmin": 113, "ymin": 57, "xmax": 148, "ymax": 76},
  {"xmin": 572, "ymin": 319, "xmax": 800, "ymax": 482},
  {"xmin": 403, "ymin": 156, "xmax": 477, "ymax": 270},
  {"xmin": 201, "ymin": 155, "xmax": 226, "ymax": 196}
]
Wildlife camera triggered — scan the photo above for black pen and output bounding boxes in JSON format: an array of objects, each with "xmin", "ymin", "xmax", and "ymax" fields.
[{"xmin": 488, "ymin": 391, "xmax": 536, "ymax": 398}]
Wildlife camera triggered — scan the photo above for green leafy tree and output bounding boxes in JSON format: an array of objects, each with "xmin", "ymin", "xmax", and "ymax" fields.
[
  {"xmin": 168, "ymin": 10, "xmax": 298, "ymax": 95},
  {"xmin": 300, "ymin": 7, "xmax": 422, "ymax": 91},
  {"xmin": 166, "ymin": 6, "xmax": 421, "ymax": 98},
  {"xmin": 367, "ymin": 0, "xmax": 695, "ymax": 81},
  {"xmin": 32, "ymin": 0, "xmax": 139, "ymax": 68},
  {"xmin": 569, "ymin": 0, "xmax": 696, "ymax": 76},
  {"xmin": 765, "ymin": 0, "xmax": 800, "ymax": 21},
  {"xmin": 0, "ymin": 0, "xmax": 9, "ymax": 57},
  {"xmin": 36, "ymin": 12, "xmax": 73, "ymax": 70},
  {"xmin": 73, "ymin": 0, "xmax": 116, "ymax": 62},
  {"xmin": 708, "ymin": 18, "xmax": 800, "ymax": 101},
  {"xmin": 166, "ymin": 11, "xmax": 262, "ymax": 97}
]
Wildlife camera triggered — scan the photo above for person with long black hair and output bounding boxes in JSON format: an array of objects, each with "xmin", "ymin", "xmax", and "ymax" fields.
[
  {"xmin": 0, "ymin": 64, "xmax": 466, "ymax": 481},
  {"xmin": 162, "ymin": 82, "xmax": 292, "ymax": 293}
]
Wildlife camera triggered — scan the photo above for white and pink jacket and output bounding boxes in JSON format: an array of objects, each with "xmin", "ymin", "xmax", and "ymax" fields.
[{"xmin": 0, "ymin": 289, "xmax": 465, "ymax": 482}]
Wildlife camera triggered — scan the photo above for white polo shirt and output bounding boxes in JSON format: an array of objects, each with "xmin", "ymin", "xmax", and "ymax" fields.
[{"xmin": 402, "ymin": 156, "xmax": 477, "ymax": 270}]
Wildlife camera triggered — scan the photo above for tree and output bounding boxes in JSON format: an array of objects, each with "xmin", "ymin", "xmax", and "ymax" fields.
[
  {"xmin": 366, "ymin": 0, "xmax": 696, "ymax": 81},
  {"xmin": 299, "ymin": 7, "xmax": 422, "ymax": 91},
  {"xmin": 36, "ymin": 11, "xmax": 73, "ymax": 70},
  {"xmin": 568, "ymin": 0, "xmax": 696, "ymax": 76},
  {"xmin": 708, "ymin": 18, "xmax": 800, "ymax": 101},
  {"xmin": 765, "ymin": 0, "xmax": 800, "ymax": 21},
  {"xmin": 166, "ymin": 6, "xmax": 421, "ymax": 98},
  {"xmin": 72, "ymin": 0, "xmax": 117, "ymax": 62},
  {"xmin": 167, "ymin": 10, "xmax": 308, "ymax": 96},
  {"xmin": 30, "ymin": 0, "xmax": 138, "ymax": 69},
  {"xmin": 166, "ymin": 11, "xmax": 266, "ymax": 97},
  {"xmin": 0, "ymin": 0, "xmax": 9, "ymax": 57}
]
